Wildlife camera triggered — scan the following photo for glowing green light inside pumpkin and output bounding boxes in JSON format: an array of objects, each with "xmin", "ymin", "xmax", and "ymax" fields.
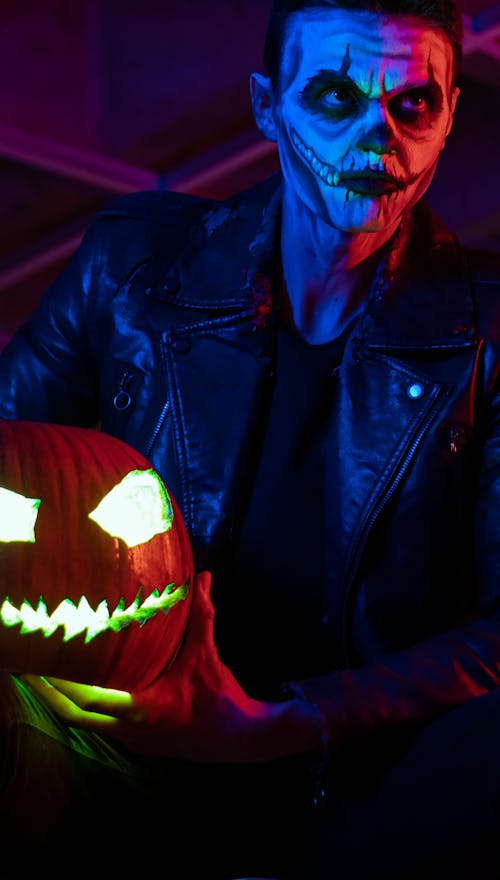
[
  {"xmin": 0, "ymin": 487, "xmax": 40, "ymax": 542},
  {"xmin": 88, "ymin": 469, "xmax": 173, "ymax": 547},
  {"xmin": 0, "ymin": 581, "xmax": 189, "ymax": 643}
]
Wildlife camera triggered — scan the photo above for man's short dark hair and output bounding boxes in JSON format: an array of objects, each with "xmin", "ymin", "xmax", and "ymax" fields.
[{"xmin": 264, "ymin": 0, "xmax": 463, "ymax": 90}]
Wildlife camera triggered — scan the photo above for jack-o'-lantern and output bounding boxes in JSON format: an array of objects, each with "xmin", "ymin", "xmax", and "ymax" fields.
[{"xmin": 0, "ymin": 419, "xmax": 193, "ymax": 691}]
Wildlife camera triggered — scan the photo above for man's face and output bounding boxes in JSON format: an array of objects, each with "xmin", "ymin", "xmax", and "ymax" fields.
[{"xmin": 261, "ymin": 9, "xmax": 459, "ymax": 233}]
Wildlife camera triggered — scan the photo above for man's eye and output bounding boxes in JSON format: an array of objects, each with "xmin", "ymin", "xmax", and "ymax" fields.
[
  {"xmin": 390, "ymin": 89, "xmax": 436, "ymax": 122},
  {"xmin": 402, "ymin": 91, "xmax": 428, "ymax": 110},
  {"xmin": 300, "ymin": 76, "xmax": 361, "ymax": 117},
  {"xmin": 319, "ymin": 86, "xmax": 357, "ymax": 109},
  {"xmin": 322, "ymin": 86, "xmax": 350, "ymax": 103}
]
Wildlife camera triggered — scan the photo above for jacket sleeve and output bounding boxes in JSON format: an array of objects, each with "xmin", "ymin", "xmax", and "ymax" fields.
[
  {"xmin": 0, "ymin": 222, "xmax": 103, "ymax": 427},
  {"xmin": 296, "ymin": 364, "xmax": 500, "ymax": 748},
  {"xmin": 296, "ymin": 615, "xmax": 500, "ymax": 748}
]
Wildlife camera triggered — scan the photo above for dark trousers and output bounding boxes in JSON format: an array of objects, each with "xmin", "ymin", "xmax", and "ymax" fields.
[
  {"xmin": 1, "ymin": 672, "xmax": 500, "ymax": 879},
  {"xmin": 306, "ymin": 689, "xmax": 500, "ymax": 880}
]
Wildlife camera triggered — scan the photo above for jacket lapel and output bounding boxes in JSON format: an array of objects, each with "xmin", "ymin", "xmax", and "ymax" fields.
[{"xmin": 322, "ymin": 205, "xmax": 479, "ymax": 654}]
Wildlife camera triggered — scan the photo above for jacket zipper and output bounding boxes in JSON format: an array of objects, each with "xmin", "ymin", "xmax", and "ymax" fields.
[
  {"xmin": 339, "ymin": 389, "xmax": 446, "ymax": 664},
  {"xmin": 145, "ymin": 401, "xmax": 170, "ymax": 457}
]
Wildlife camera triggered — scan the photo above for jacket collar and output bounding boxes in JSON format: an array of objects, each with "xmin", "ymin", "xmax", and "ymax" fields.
[
  {"xmin": 142, "ymin": 172, "xmax": 477, "ymax": 350},
  {"xmin": 141, "ymin": 174, "xmax": 282, "ymax": 319},
  {"xmin": 360, "ymin": 200, "xmax": 477, "ymax": 352}
]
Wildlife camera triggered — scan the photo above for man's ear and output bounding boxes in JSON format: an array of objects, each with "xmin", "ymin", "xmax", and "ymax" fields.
[
  {"xmin": 249, "ymin": 73, "xmax": 277, "ymax": 142},
  {"xmin": 444, "ymin": 85, "xmax": 460, "ymax": 138}
]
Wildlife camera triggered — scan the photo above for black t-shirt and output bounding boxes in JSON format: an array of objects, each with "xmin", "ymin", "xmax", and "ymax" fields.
[{"xmin": 218, "ymin": 315, "xmax": 353, "ymax": 699}]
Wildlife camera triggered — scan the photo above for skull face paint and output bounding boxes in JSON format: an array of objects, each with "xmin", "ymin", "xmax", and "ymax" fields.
[{"xmin": 265, "ymin": 9, "xmax": 459, "ymax": 234}]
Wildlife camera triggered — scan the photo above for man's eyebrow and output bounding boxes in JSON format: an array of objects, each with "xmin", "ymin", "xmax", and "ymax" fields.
[
  {"xmin": 302, "ymin": 68, "xmax": 444, "ymax": 100},
  {"xmin": 305, "ymin": 68, "xmax": 354, "ymax": 84},
  {"xmin": 300, "ymin": 69, "xmax": 362, "ymax": 100}
]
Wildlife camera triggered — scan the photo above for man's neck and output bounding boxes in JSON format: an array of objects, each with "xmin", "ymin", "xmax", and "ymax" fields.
[{"xmin": 280, "ymin": 189, "xmax": 399, "ymax": 344}]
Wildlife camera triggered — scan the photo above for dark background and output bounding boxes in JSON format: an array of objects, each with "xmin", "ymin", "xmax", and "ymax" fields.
[{"xmin": 1, "ymin": 0, "xmax": 499, "ymax": 349}]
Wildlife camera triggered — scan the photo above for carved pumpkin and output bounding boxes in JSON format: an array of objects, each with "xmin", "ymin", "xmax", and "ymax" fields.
[{"xmin": 0, "ymin": 419, "xmax": 193, "ymax": 691}]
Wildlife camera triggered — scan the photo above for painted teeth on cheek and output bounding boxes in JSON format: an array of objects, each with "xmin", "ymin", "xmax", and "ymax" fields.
[
  {"xmin": 291, "ymin": 128, "xmax": 340, "ymax": 188},
  {"xmin": 291, "ymin": 130, "xmax": 386, "ymax": 185}
]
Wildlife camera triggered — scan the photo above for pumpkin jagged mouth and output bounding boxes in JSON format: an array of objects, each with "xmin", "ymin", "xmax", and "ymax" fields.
[{"xmin": 0, "ymin": 582, "xmax": 189, "ymax": 644}]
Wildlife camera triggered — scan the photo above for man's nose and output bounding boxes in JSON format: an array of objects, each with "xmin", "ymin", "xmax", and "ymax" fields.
[{"xmin": 356, "ymin": 102, "xmax": 395, "ymax": 155}]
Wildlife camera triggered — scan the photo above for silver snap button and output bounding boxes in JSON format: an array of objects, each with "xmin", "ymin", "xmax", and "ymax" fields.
[{"xmin": 407, "ymin": 382, "xmax": 424, "ymax": 399}]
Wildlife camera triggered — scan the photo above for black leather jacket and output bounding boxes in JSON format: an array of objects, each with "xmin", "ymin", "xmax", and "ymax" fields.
[{"xmin": 1, "ymin": 173, "xmax": 500, "ymax": 742}]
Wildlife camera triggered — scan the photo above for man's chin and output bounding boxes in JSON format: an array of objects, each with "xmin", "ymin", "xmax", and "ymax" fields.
[
  {"xmin": 324, "ymin": 207, "xmax": 397, "ymax": 235},
  {"xmin": 320, "ymin": 187, "xmax": 409, "ymax": 235}
]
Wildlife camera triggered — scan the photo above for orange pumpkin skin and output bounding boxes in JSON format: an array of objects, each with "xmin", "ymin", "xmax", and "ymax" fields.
[{"xmin": 0, "ymin": 420, "xmax": 194, "ymax": 691}]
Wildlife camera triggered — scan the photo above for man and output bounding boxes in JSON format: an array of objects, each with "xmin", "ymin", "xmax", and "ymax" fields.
[{"xmin": 1, "ymin": 1, "xmax": 500, "ymax": 877}]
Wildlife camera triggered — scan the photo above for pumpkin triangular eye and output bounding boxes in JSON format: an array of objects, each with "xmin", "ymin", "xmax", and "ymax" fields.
[
  {"xmin": 0, "ymin": 487, "xmax": 41, "ymax": 542},
  {"xmin": 88, "ymin": 469, "xmax": 173, "ymax": 547}
]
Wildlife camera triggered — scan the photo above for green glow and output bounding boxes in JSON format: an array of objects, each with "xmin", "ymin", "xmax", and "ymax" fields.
[
  {"xmin": 41, "ymin": 676, "xmax": 130, "ymax": 701},
  {"xmin": 0, "ymin": 487, "xmax": 40, "ymax": 542},
  {"xmin": 88, "ymin": 469, "xmax": 174, "ymax": 547},
  {"xmin": 0, "ymin": 581, "xmax": 189, "ymax": 643}
]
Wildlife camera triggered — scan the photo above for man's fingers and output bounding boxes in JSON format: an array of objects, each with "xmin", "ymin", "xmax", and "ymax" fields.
[
  {"xmin": 44, "ymin": 677, "xmax": 134, "ymax": 714},
  {"xmin": 21, "ymin": 674, "xmax": 123, "ymax": 729}
]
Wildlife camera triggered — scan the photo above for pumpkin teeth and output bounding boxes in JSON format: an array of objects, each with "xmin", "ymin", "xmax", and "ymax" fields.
[{"xmin": 0, "ymin": 582, "xmax": 189, "ymax": 644}]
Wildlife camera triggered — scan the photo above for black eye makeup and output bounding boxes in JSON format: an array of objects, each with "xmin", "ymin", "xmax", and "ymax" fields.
[
  {"xmin": 300, "ymin": 71, "xmax": 363, "ymax": 118},
  {"xmin": 388, "ymin": 84, "xmax": 443, "ymax": 125},
  {"xmin": 299, "ymin": 68, "xmax": 444, "ymax": 129}
]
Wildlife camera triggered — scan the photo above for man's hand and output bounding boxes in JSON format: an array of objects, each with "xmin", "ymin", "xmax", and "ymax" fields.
[{"xmin": 23, "ymin": 571, "xmax": 324, "ymax": 763}]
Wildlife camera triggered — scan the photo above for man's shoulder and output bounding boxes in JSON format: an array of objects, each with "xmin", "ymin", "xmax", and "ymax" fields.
[
  {"xmin": 79, "ymin": 174, "xmax": 281, "ymax": 270},
  {"xmin": 97, "ymin": 173, "xmax": 282, "ymax": 228},
  {"xmin": 75, "ymin": 174, "xmax": 282, "ymax": 296},
  {"xmin": 72, "ymin": 190, "xmax": 214, "ymax": 284},
  {"xmin": 465, "ymin": 247, "xmax": 500, "ymax": 287},
  {"xmin": 412, "ymin": 201, "xmax": 500, "ymax": 299},
  {"xmin": 99, "ymin": 188, "xmax": 216, "ymax": 227},
  {"xmin": 465, "ymin": 248, "xmax": 500, "ymax": 345}
]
